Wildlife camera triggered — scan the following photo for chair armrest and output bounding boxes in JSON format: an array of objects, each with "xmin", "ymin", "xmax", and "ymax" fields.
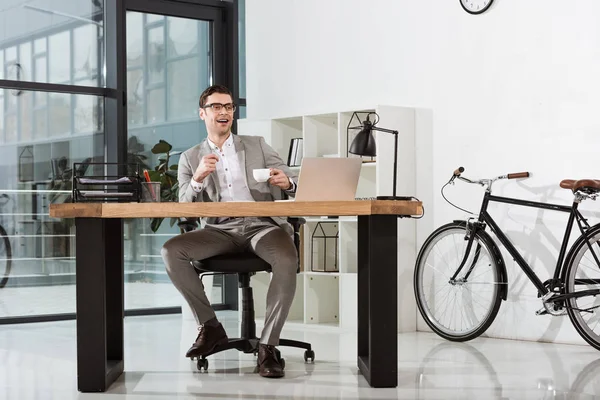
[{"xmin": 178, "ymin": 217, "xmax": 198, "ymax": 233}]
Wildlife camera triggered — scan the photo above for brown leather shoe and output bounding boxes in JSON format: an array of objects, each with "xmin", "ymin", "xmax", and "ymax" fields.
[
  {"xmin": 185, "ymin": 323, "xmax": 228, "ymax": 358},
  {"xmin": 257, "ymin": 344, "xmax": 284, "ymax": 378}
]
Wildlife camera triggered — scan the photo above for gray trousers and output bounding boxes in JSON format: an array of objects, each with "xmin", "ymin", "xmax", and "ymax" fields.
[{"xmin": 161, "ymin": 217, "xmax": 298, "ymax": 345}]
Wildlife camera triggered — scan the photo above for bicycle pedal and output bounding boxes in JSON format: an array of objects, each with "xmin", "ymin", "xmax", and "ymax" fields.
[{"xmin": 535, "ymin": 308, "xmax": 549, "ymax": 316}]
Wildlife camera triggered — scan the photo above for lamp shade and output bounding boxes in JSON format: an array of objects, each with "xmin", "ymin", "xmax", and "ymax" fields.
[{"xmin": 349, "ymin": 125, "xmax": 377, "ymax": 157}]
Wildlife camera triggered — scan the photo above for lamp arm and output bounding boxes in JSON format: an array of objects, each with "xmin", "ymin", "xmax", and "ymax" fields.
[
  {"xmin": 370, "ymin": 127, "xmax": 398, "ymax": 198},
  {"xmin": 371, "ymin": 127, "xmax": 398, "ymax": 135}
]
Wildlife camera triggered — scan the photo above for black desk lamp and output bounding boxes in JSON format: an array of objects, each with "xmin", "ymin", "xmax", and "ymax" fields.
[{"xmin": 348, "ymin": 113, "xmax": 411, "ymax": 201}]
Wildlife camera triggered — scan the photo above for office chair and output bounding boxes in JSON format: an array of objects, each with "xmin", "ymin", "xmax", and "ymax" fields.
[{"xmin": 179, "ymin": 217, "xmax": 315, "ymax": 372}]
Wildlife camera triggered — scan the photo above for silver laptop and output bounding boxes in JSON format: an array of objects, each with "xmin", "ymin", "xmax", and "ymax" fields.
[{"xmin": 291, "ymin": 157, "xmax": 362, "ymax": 201}]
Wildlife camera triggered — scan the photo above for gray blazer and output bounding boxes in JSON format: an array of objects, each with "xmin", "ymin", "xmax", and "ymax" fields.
[{"xmin": 178, "ymin": 134, "xmax": 298, "ymax": 234}]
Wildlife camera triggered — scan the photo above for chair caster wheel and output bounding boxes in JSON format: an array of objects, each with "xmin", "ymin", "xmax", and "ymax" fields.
[
  {"xmin": 304, "ymin": 350, "xmax": 315, "ymax": 363},
  {"xmin": 197, "ymin": 358, "xmax": 208, "ymax": 371}
]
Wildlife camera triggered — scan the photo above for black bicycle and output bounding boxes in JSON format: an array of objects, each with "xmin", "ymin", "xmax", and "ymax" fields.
[{"xmin": 414, "ymin": 167, "xmax": 600, "ymax": 350}]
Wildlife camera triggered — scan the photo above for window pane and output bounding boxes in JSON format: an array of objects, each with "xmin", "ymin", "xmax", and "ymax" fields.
[
  {"xmin": 34, "ymin": 109, "xmax": 47, "ymax": 140},
  {"xmin": 0, "ymin": 50, "xmax": 3, "ymax": 80},
  {"xmin": 167, "ymin": 17, "xmax": 199, "ymax": 57},
  {"xmin": 147, "ymin": 88, "xmax": 164, "ymax": 123},
  {"xmin": 74, "ymin": 82, "xmax": 101, "ymax": 133},
  {"xmin": 0, "ymin": 1, "xmax": 103, "ymax": 86},
  {"xmin": 126, "ymin": 12, "xmax": 214, "ymax": 311},
  {"xmin": 5, "ymin": 113, "xmax": 16, "ymax": 143},
  {"xmin": 49, "ymin": 93, "xmax": 71, "ymax": 136},
  {"xmin": 19, "ymin": 43, "xmax": 32, "ymax": 83},
  {"xmin": 20, "ymin": 92, "xmax": 33, "ymax": 142},
  {"xmin": 0, "ymin": 90, "xmax": 105, "ymax": 319},
  {"xmin": 6, "ymin": 89, "xmax": 17, "ymax": 112},
  {"xmin": 147, "ymin": 27, "xmax": 165, "ymax": 84},
  {"xmin": 146, "ymin": 14, "xmax": 164, "ymax": 23},
  {"xmin": 35, "ymin": 57, "xmax": 47, "ymax": 83},
  {"xmin": 74, "ymin": 25, "xmax": 99, "ymax": 80},
  {"xmin": 5, "ymin": 47, "xmax": 16, "ymax": 63},
  {"xmin": 167, "ymin": 57, "xmax": 200, "ymax": 120},
  {"xmin": 34, "ymin": 38, "xmax": 47, "ymax": 54},
  {"xmin": 127, "ymin": 69, "xmax": 144, "ymax": 126},
  {"xmin": 239, "ymin": 105, "xmax": 247, "ymax": 119},
  {"xmin": 127, "ymin": 12, "xmax": 143, "ymax": 68},
  {"xmin": 49, "ymin": 31, "xmax": 71, "ymax": 83}
]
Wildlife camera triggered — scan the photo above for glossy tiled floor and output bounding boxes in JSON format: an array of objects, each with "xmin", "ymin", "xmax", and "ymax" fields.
[{"xmin": 2, "ymin": 311, "xmax": 600, "ymax": 399}]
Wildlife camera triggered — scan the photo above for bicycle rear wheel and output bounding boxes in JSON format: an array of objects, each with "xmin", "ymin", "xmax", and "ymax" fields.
[
  {"xmin": 0, "ymin": 225, "xmax": 12, "ymax": 288},
  {"xmin": 414, "ymin": 222, "xmax": 503, "ymax": 341},
  {"xmin": 564, "ymin": 226, "xmax": 600, "ymax": 351}
]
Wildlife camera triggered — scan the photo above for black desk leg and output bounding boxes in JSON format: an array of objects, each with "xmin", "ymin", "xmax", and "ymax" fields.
[
  {"xmin": 357, "ymin": 215, "xmax": 398, "ymax": 388},
  {"xmin": 76, "ymin": 218, "xmax": 124, "ymax": 392}
]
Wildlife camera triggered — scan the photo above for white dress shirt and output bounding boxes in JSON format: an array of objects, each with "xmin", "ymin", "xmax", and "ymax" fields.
[{"xmin": 190, "ymin": 134, "xmax": 255, "ymax": 202}]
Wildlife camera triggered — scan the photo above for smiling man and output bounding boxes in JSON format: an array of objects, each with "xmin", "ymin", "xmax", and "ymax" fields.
[{"xmin": 161, "ymin": 84, "xmax": 298, "ymax": 378}]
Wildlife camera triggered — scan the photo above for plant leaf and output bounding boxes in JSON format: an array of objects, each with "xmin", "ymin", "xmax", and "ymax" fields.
[
  {"xmin": 169, "ymin": 164, "xmax": 178, "ymax": 170},
  {"xmin": 147, "ymin": 170, "xmax": 160, "ymax": 181},
  {"xmin": 150, "ymin": 217, "xmax": 164, "ymax": 232},
  {"xmin": 165, "ymin": 170, "xmax": 178, "ymax": 178},
  {"xmin": 151, "ymin": 140, "xmax": 172, "ymax": 154}
]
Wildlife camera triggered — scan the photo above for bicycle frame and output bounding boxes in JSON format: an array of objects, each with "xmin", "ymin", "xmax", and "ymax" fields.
[{"xmin": 457, "ymin": 190, "xmax": 593, "ymax": 297}]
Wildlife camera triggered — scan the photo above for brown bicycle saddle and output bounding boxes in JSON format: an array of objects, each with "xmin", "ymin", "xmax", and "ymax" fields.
[{"xmin": 560, "ymin": 179, "xmax": 600, "ymax": 193}]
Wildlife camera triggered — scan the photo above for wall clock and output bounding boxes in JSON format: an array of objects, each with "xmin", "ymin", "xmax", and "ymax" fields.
[{"xmin": 460, "ymin": 0, "xmax": 494, "ymax": 15}]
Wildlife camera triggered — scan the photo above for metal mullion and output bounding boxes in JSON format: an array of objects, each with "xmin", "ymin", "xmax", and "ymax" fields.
[
  {"xmin": 142, "ymin": 12, "xmax": 148, "ymax": 125},
  {"xmin": 70, "ymin": 28, "xmax": 75, "ymax": 136},
  {"xmin": 164, "ymin": 16, "xmax": 168, "ymax": 120},
  {"xmin": 15, "ymin": 44, "xmax": 21, "ymax": 142},
  {"xmin": 0, "ymin": 80, "xmax": 115, "ymax": 97}
]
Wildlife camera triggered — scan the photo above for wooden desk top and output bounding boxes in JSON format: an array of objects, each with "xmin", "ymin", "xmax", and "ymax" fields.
[{"xmin": 49, "ymin": 200, "xmax": 422, "ymax": 219}]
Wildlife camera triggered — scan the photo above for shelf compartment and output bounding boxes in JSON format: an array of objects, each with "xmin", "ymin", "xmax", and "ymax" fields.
[
  {"xmin": 304, "ymin": 274, "xmax": 339, "ymax": 324},
  {"xmin": 303, "ymin": 114, "xmax": 338, "ymax": 158}
]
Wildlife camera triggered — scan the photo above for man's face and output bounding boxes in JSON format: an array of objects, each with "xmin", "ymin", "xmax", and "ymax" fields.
[{"xmin": 199, "ymin": 93, "xmax": 234, "ymax": 136}]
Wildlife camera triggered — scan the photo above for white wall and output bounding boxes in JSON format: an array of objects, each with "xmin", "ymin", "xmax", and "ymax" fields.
[{"xmin": 246, "ymin": 0, "xmax": 600, "ymax": 346}]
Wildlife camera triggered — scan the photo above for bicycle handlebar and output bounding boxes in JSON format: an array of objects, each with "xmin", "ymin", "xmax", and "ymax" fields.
[
  {"xmin": 453, "ymin": 167, "xmax": 465, "ymax": 176},
  {"xmin": 451, "ymin": 167, "xmax": 531, "ymax": 187},
  {"xmin": 507, "ymin": 172, "xmax": 530, "ymax": 179}
]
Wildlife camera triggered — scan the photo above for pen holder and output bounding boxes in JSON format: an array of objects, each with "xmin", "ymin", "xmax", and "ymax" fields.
[{"xmin": 141, "ymin": 182, "xmax": 161, "ymax": 202}]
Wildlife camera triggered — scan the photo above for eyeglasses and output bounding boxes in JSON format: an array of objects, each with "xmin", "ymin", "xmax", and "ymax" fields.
[{"xmin": 202, "ymin": 103, "xmax": 236, "ymax": 113}]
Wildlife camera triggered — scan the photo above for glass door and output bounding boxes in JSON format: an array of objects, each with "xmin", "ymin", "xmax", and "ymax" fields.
[{"xmin": 123, "ymin": 1, "xmax": 231, "ymax": 312}]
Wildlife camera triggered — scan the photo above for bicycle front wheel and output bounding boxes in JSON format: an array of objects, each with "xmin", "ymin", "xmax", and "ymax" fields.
[
  {"xmin": 0, "ymin": 225, "xmax": 12, "ymax": 288},
  {"xmin": 414, "ymin": 222, "xmax": 504, "ymax": 341},
  {"xmin": 564, "ymin": 226, "xmax": 600, "ymax": 351}
]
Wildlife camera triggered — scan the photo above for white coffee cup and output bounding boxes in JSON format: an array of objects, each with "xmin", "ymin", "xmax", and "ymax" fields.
[{"xmin": 253, "ymin": 168, "xmax": 271, "ymax": 183}]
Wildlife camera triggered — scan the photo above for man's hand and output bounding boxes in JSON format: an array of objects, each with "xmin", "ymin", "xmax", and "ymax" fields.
[
  {"xmin": 193, "ymin": 154, "xmax": 219, "ymax": 183},
  {"xmin": 268, "ymin": 168, "xmax": 292, "ymax": 190}
]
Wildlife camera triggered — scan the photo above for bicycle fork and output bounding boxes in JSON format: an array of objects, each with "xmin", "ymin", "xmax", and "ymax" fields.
[{"xmin": 449, "ymin": 220, "xmax": 486, "ymax": 285}]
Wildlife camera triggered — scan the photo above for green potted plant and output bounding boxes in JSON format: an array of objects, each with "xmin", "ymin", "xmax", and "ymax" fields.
[{"xmin": 147, "ymin": 139, "xmax": 181, "ymax": 232}]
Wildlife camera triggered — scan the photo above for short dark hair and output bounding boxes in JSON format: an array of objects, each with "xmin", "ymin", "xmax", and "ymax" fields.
[{"xmin": 199, "ymin": 85, "xmax": 233, "ymax": 108}]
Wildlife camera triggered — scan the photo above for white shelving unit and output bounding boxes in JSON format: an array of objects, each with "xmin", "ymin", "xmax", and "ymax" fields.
[{"xmin": 238, "ymin": 105, "xmax": 417, "ymax": 332}]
